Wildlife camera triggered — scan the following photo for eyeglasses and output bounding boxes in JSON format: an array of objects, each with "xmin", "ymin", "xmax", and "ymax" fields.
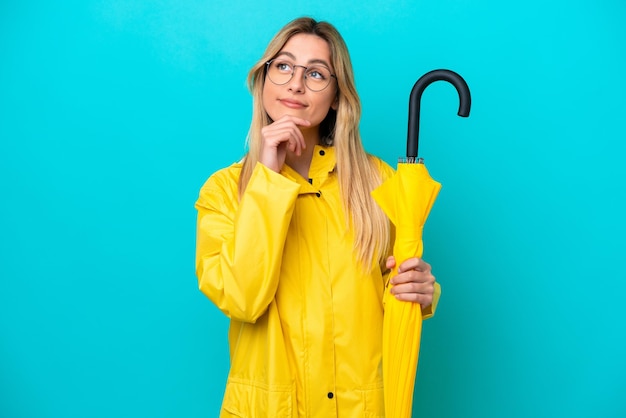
[{"xmin": 266, "ymin": 59, "xmax": 336, "ymax": 92}]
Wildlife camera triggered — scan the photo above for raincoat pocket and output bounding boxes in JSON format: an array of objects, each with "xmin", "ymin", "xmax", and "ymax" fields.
[
  {"xmin": 359, "ymin": 382, "xmax": 385, "ymax": 418},
  {"xmin": 221, "ymin": 377, "xmax": 296, "ymax": 418}
]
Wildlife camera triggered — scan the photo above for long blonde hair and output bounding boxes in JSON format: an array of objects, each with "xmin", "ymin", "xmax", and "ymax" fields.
[{"xmin": 240, "ymin": 17, "xmax": 390, "ymax": 269}]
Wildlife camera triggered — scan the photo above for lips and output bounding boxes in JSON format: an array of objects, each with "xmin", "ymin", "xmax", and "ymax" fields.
[{"xmin": 279, "ymin": 98, "xmax": 307, "ymax": 109}]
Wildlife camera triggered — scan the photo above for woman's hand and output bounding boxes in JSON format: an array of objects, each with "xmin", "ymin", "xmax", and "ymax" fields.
[
  {"xmin": 259, "ymin": 115, "xmax": 311, "ymax": 172},
  {"xmin": 386, "ymin": 256, "xmax": 436, "ymax": 307}
]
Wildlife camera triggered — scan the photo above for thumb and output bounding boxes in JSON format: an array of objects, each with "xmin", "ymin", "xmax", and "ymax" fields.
[{"xmin": 385, "ymin": 255, "xmax": 396, "ymax": 269}]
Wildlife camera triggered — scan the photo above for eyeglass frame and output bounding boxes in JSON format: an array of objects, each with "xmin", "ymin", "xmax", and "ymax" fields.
[{"xmin": 265, "ymin": 59, "xmax": 337, "ymax": 92}]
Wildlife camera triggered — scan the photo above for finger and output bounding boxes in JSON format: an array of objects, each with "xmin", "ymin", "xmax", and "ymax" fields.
[
  {"xmin": 285, "ymin": 121, "xmax": 308, "ymax": 153},
  {"xmin": 393, "ymin": 290, "xmax": 433, "ymax": 306},
  {"xmin": 390, "ymin": 282, "xmax": 435, "ymax": 305},
  {"xmin": 390, "ymin": 269, "xmax": 435, "ymax": 286},
  {"xmin": 390, "ymin": 279, "xmax": 434, "ymax": 294},
  {"xmin": 385, "ymin": 256, "xmax": 396, "ymax": 270},
  {"xmin": 262, "ymin": 125, "xmax": 306, "ymax": 154},
  {"xmin": 288, "ymin": 130, "xmax": 304, "ymax": 155},
  {"xmin": 273, "ymin": 116, "xmax": 310, "ymax": 148},
  {"xmin": 275, "ymin": 114, "xmax": 311, "ymax": 127},
  {"xmin": 272, "ymin": 122, "xmax": 307, "ymax": 152},
  {"xmin": 397, "ymin": 257, "xmax": 431, "ymax": 274}
]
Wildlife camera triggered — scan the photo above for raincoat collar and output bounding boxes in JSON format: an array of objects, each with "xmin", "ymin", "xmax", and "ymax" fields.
[
  {"xmin": 308, "ymin": 145, "xmax": 336, "ymax": 178},
  {"xmin": 281, "ymin": 145, "xmax": 336, "ymax": 193}
]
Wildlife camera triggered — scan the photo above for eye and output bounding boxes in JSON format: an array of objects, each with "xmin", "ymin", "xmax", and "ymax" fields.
[
  {"xmin": 307, "ymin": 67, "xmax": 328, "ymax": 80},
  {"xmin": 274, "ymin": 60, "xmax": 293, "ymax": 73}
]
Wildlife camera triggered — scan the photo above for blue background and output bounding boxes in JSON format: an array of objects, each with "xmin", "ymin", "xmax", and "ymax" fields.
[{"xmin": 1, "ymin": 1, "xmax": 625, "ymax": 417}]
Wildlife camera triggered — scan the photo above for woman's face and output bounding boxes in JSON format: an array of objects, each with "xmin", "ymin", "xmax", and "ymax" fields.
[{"xmin": 262, "ymin": 33, "xmax": 338, "ymax": 130}]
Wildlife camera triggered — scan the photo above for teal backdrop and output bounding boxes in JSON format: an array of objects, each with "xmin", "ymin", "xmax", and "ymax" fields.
[{"xmin": 1, "ymin": 0, "xmax": 625, "ymax": 417}]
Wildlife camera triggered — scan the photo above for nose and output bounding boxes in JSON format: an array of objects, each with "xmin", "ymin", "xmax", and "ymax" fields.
[{"xmin": 287, "ymin": 65, "xmax": 306, "ymax": 92}]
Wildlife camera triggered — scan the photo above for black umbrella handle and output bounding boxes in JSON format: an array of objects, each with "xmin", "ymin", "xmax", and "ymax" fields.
[{"xmin": 407, "ymin": 69, "xmax": 471, "ymax": 159}]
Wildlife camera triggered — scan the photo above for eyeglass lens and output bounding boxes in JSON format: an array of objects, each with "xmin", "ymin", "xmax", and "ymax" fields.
[{"xmin": 267, "ymin": 60, "xmax": 332, "ymax": 91}]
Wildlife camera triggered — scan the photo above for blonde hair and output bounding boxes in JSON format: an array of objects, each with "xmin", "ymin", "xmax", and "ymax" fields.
[{"xmin": 240, "ymin": 17, "xmax": 390, "ymax": 269}]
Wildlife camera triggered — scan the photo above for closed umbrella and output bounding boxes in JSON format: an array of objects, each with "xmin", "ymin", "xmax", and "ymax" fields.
[{"xmin": 371, "ymin": 69, "xmax": 471, "ymax": 417}]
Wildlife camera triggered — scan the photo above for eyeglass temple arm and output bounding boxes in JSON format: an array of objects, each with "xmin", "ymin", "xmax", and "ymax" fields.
[{"xmin": 407, "ymin": 69, "xmax": 472, "ymax": 159}]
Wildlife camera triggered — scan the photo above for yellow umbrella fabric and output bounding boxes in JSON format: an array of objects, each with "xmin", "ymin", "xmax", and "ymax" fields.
[{"xmin": 371, "ymin": 161, "xmax": 441, "ymax": 417}]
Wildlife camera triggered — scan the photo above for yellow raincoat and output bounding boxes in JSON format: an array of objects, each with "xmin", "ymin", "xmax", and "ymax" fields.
[{"xmin": 195, "ymin": 145, "xmax": 439, "ymax": 417}]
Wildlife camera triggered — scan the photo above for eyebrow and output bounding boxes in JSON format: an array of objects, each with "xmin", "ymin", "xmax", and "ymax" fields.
[{"xmin": 275, "ymin": 51, "xmax": 332, "ymax": 69}]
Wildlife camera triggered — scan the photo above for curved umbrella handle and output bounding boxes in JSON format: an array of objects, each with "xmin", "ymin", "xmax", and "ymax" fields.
[{"xmin": 407, "ymin": 69, "xmax": 471, "ymax": 159}]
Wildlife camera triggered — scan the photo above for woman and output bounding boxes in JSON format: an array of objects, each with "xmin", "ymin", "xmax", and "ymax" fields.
[{"xmin": 195, "ymin": 17, "xmax": 440, "ymax": 417}]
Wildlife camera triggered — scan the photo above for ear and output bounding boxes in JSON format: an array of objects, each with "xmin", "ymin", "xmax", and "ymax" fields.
[{"xmin": 331, "ymin": 95, "xmax": 339, "ymax": 111}]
